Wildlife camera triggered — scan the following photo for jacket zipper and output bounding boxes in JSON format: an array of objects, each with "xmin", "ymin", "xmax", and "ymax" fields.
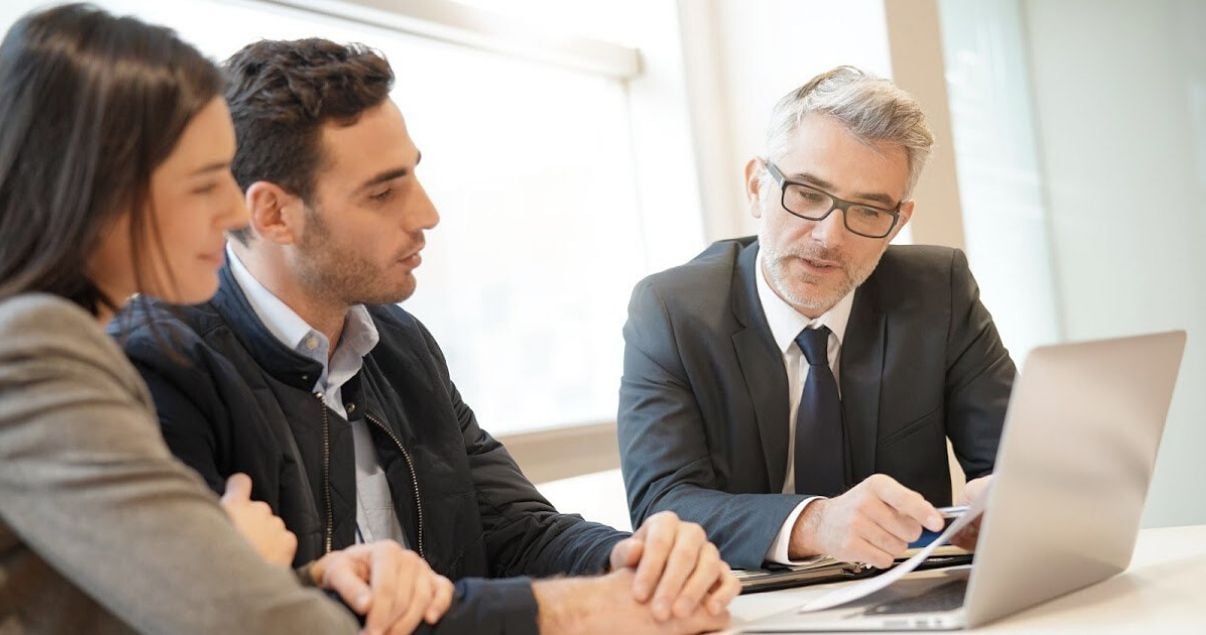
[
  {"xmin": 315, "ymin": 391, "xmax": 334, "ymax": 554},
  {"xmin": 364, "ymin": 412, "xmax": 425, "ymax": 559}
]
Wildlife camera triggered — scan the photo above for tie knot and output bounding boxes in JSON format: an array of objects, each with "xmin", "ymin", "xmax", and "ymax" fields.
[{"xmin": 795, "ymin": 326, "xmax": 831, "ymax": 366}]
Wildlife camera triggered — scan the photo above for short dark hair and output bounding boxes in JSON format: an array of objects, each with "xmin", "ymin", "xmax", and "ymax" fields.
[
  {"xmin": 0, "ymin": 3, "xmax": 223, "ymax": 315},
  {"xmin": 222, "ymin": 38, "xmax": 394, "ymax": 245}
]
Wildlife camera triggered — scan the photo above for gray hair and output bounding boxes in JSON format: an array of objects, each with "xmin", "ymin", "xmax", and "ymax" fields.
[{"xmin": 764, "ymin": 66, "xmax": 934, "ymax": 196}]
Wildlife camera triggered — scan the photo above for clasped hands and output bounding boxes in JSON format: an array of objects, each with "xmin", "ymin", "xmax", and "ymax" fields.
[{"xmin": 223, "ymin": 473, "xmax": 738, "ymax": 634}]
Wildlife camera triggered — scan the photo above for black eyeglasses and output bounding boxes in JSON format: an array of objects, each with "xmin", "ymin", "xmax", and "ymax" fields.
[{"xmin": 764, "ymin": 160, "xmax": 901, "ymax": 239}]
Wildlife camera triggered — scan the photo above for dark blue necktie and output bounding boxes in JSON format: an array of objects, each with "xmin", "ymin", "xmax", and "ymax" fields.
[{"xmin": 793, "ymin": 326, "xmax": 847, "ymax": 496}]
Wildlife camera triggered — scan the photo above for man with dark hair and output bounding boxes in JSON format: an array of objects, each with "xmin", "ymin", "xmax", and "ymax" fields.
[{"xmin": 119, "ymin": 39, "xmax": 738, "ymax": 634}]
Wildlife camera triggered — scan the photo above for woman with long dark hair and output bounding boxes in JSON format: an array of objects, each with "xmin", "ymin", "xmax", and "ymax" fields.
[{"xmin": 0, "ymin": 4, "xmax": 448, "ymax": 632}]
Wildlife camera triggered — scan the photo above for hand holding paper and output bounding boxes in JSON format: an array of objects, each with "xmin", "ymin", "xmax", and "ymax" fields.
[{"xmin": 798, "ymin": 492, "xmax": 988, "ymax": 612}]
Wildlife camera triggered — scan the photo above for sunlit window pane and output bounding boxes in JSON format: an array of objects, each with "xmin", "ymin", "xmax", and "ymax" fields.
[{"xmin": 0, "ymin": 0, "xmax": 645, "ymax": 435}]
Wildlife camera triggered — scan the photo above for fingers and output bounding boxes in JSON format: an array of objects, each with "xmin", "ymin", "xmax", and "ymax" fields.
[
  {"xmin": 850, "ymin": 516, "xmax": 907, "ymax": 568},
  {"xmin": 670, "ymin": 542, "xmax": 722, "ymax": 619},
  {"xmin": 631, "ymin": 512, "xmax": 677, "ymax": 602},
  {"xmin": 609, "ymin": 536, "xmax": 643, "ymax": 572},
  {"xmin": 677, "ymin": 604, "xmax": 731, "ymax": 634},
  {"xmin": 220, "ymin": 473, "xmax": 253, "ymax": 504},
  {"xmin": 863, "ymin": 496, "xmax": 924, "ymax": 545},
  {"xmin": 704, "ymin": 565, "xmax": 741, "ymax": 615},
  {"xmin": 870, "ymin": 475, "xmax": 943, "ymax": 532},
  {"xmin": 321, "ymin": 554, "xmax": 373, "ymax": 614},
  {"xmin": 950, "ymin": 515, "xmax": 983, "ymax": 551},
  {"xmin": 650, "ymin": 522, "xmax": 707, "ymax": 621},
  {"xmin": 386, "ymin": 563, "xmax": 430, "ymax": 635},
  {"xmin": 848, "ymin": 535, "xmax": 897, "ymax": 570},
  {"xmin": 424, "ymin": 575, "xmax": 454, "ymax": 625},
  {"xmin": 958, "ymin": 475, "xmax": 993, "ymax": 506},
  {"xmin": 317, "ymin": 543, "xmax": 450, "ymax": 634},
  {"xmin": 278, "ymin": 526, "xmax": 299, "ymax": 565},
  {"xmin": 363, "ymin": 544, "xmax": 404, "ymax": 635}
]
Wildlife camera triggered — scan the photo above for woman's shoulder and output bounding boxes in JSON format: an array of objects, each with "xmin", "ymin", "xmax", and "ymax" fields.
[
  {"xmin": 0, "ymin": 293, "xmax": 146, "ymax": 400},
  {"xmin": 0, "ymin": 292, "xmax": 104, "ymax": 338}
]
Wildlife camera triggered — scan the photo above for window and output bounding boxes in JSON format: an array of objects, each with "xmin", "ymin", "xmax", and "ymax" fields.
[{"xmin": 0, "ymin": 0, "xmax": 688, "ymax": 435}]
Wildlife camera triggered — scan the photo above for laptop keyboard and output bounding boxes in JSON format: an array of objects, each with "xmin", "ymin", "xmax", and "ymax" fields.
[{"xmin": 862, "ymin": 578, "xmax": 968, "ymax": 615}]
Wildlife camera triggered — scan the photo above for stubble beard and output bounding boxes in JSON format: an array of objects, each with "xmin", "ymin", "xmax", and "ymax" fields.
[
  {"xmin": 762, "ymin": 240, "xmax": 882, "ymax": 315},
  {"xmin": 295, "ymin": 208, "xmax": 415, "ymax": 307}
]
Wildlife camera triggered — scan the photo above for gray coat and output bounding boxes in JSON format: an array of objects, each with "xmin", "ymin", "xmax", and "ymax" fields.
[{"xmin": 0, "ymin": 294, "xmax": 357, "ymax": 634}]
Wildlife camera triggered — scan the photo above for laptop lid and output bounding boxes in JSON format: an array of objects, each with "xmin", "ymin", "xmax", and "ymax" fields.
[
  {"xmin": 963, "ymin": 330, "xmax": 1186, "ymax": 626},
  {"xmin": 744, "ymin": 331, "xmax": 1186, "ymax": 632}
]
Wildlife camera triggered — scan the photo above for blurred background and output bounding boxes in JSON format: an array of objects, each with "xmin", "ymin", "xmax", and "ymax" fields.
[{"xmin": 5, "ymin": 0, "xmax": 1200, "ymax": 530}]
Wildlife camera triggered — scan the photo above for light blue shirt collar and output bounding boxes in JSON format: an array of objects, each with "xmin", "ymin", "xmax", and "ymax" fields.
[{"xmin": 226, "ymin": 244, "xmax": 379, "ymax": 394}]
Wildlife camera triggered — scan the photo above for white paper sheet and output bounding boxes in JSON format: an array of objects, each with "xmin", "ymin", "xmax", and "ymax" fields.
[{"xmin": 797, "ymin": 496, "xmax": 986, "ymax": 612}]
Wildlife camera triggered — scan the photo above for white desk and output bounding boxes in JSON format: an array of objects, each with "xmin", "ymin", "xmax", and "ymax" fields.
[
  {"xmin": 536, "ymin": 468, "xmax": 632, "ymax": 532},
  {"xmin": 723, "ymin": 525, "xmax": 1206, "ymax": 633}
]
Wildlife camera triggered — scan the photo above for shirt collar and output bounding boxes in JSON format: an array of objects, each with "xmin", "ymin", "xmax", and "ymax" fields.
[
  {"xmin": 225, "ymin": 244, "xmax": 380, "ymax": 368},
  {"xmin": 227, "ymin": 244, "xmax": 313, "ymax": 352},
  {"xmin": 755, "ymin": 249, "xmax": 855, "ymax": 355},
  {"xmin": 341, "ymin": 304, "xmax": 380, "ymax": 361}
]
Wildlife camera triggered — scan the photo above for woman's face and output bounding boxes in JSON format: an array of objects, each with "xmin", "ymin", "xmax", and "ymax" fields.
[{"xmin": 89, "ymin": 97, "xmax": 247, "ymax": 306}]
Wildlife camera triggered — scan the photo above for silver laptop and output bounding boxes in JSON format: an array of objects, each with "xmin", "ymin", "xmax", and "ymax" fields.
[{"xmin": 746, "ymin": 331, "xmax": 1186, "ymax": 632}]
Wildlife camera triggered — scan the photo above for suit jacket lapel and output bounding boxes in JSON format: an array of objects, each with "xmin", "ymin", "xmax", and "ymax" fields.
[
  {"xmin": 841, "ymin": 275, "xmax": 885, "ymax": 482},
  {"xmin": 730, "ymin": 241, "xmax": 791, "ymax": 490}
]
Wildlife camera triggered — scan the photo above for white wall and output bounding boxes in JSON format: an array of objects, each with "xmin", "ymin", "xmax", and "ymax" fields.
[
  {"xmin": 938, "ymin": 0, "xmax": 1062, "ymax": 366},
  {"xmin": 678, "ymin": 0, "xmax": 893, "ymax": 241},
  {"xmin": 1020, "ymin": 0, "xmax": 1206, "ymax": 527}
]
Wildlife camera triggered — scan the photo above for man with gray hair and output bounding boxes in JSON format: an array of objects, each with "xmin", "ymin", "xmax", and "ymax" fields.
[{"xmin": 617, "ymin": 66, "xmax": 1014, "ymax": 571}]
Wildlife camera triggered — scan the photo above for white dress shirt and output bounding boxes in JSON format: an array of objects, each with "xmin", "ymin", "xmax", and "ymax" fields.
[
  {"xmin": 755, "ymin": 250, "xmax": 855, "ymax": 564},
  {"xmin": 227, "ymin": 245, "xmax": 406, "ymax": 546}
]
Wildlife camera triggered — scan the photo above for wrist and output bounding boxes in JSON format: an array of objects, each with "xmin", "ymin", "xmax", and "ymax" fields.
[
  {"xmin": 789, "ymin": 498, "xmax": 828, "ymax": 560},
  {"xmin": 532, "ymin": 577, "xmax": 597, "ymax": 635}
]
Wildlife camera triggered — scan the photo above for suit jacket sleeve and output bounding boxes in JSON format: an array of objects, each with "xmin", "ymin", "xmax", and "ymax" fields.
[
  {"xmin": 618, "ymin": 278, "xmax": 807, "ymax": 569},
  {"xmin": 944, "ymin": 249, "xmax": 1015, "ymax": 479},
  {"xmin": 416, "ymin": 322, "xmax": 629, "ymax": 576}
]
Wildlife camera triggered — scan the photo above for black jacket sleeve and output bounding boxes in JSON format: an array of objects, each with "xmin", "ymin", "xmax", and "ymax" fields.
[
  {"xmin": 414, "ymin": 577, "xmax": 538, "ymax": 635},
  {"xmin": 122, "ymin": 327, "xmax": 231, "ymax": 497},
  {"xmin": 415, "ymin": 321, "xmax": 630, "ymax": 579}
]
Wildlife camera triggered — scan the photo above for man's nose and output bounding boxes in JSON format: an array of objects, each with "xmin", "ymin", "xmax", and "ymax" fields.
[{"xmin": 809, "ymin": 207, "xmax": 848, "ymax": 246}]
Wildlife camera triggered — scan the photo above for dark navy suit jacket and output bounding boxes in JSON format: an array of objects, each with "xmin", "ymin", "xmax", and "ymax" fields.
[{"xmin": 618, "ymin": 237, "xmax": 1014, "ymax": 568}]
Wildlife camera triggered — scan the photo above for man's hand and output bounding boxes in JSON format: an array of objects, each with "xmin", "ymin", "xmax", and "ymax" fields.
[
  {"xmin": 608, "ymin": 511, "xmax": 740, "ymax": 621},
  {"xmin": 789, "ymin": 474, "xmax": 944, "ymax": 568},
  {"xmin": 220, "ymin": 473, "xmax": 297, "ymax": 566},
  {"xmin": 950, "ymin": 475, "xmax": 992, "ymax": 551},
  {"xmin": 309, "ymin": 541, "xmax": 454, "ymax": 635},
  {"xmin": 534, "ymin": 568, "xmax": 730, "ymax": 635}
]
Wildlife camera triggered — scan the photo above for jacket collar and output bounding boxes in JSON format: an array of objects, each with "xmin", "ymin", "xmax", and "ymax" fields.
[
  {"xmin": 729, "ymin": 239, "xmax": 794, "ymax": 489},
  {"xmin": 839, "ymin": 264, "xmax": 885, "ymax": 482},
  {"xmin": 212, "ymin": 262, "xmax": 324, "ymax": 391}
]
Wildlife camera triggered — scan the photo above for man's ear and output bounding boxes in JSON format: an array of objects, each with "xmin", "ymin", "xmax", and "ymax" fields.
[
  {"xmin": 744, "ymin": 157, "xmax": 766, "ymax": 220},
  {"xmin": 886, "ymin": 199, "xmax": 916, "ymax": 242},
  {"xmin": 245, "ymin": 181, "xmax": 303, "ymax": 246}
]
